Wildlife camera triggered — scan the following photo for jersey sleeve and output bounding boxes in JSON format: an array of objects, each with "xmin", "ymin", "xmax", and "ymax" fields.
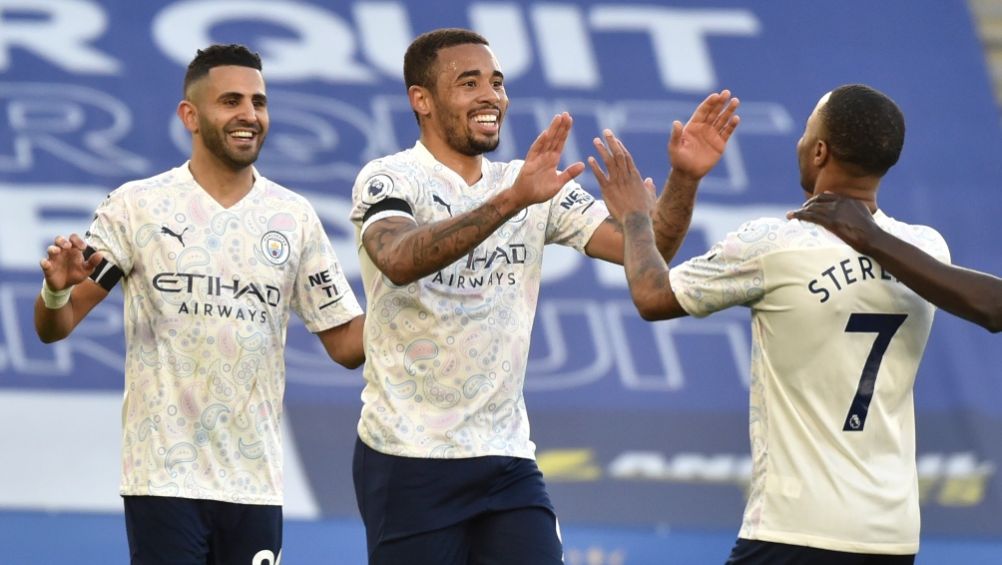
[
  {"xmin": 292, "ymin": 206, "xmax": 363, "ymax": 332},
  {"xmin": 351, "ymin": 161, "xmax": 419, "ymax": 238},
  {"xmin": 84, "ymin": 188, "xmax": 132, "ymax": 290},
  {"xmin": 669, "ymin": 219, "xmax": 771, "ymax": 318},
  {"xmin": 544, "ymin": 180, "xmax": 610, "ymax": 252}
]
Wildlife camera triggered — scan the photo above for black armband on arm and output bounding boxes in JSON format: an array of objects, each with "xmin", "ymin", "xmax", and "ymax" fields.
[
  {"xmin": 84, "ymin": 245, "xmax": 124, "ymax": 291},
  {"xmin": 362, "ymin": 198, "xmax": 413, "ymax": 224}
]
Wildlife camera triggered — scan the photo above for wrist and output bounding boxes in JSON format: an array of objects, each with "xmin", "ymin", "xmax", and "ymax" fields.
[
  {"xmin": 41, "ymin": 279, "xmax": 73, "ymax": 309},
  {"xmin": 667, "ymin": 168, "xmax": 702, "ymax": 189},
  {"xmin": 495, "ymin": 186, "xmax": 528, "ymax": 218}
]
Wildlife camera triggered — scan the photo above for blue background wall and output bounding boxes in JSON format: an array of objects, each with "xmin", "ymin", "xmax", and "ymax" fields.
[{"xmin": 1, "ymin": 1, "xmax": 1001, "ymax": 563}]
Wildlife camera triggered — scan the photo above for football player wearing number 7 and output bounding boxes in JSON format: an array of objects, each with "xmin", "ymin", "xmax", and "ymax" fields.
[{"xmin": 590, "ymin": 84, "xmax": 949, "ymax": 564}]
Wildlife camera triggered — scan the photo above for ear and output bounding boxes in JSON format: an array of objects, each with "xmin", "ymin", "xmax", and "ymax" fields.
[
  {"xmin": 409, "ymin": 85, "xmax": 433, "ymax": 120},
  {"xmin": 813, "ymin": 139, "xmax": 830, "ymax": 167},
  {"xmin": 177, "ymin": 100, "xmax": 199, "ymax": 134}
]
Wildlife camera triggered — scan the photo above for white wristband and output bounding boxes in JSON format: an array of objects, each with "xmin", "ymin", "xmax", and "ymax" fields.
[{"xmin": 41, "ymin": 279, "xmax": 73, "ymax": 309}]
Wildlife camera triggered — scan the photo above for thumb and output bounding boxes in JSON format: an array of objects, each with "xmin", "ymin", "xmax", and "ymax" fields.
[
  {"xmin": 667, "ymin": 120, "xmax": 683, "ymax": 151},
  {"xmin": 84, "ymin": 251, "xmax": 104, "ymax": 272}
]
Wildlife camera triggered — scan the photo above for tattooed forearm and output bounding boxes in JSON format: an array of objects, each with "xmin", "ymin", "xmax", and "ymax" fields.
[
  {"xmin": 652, "ymin": 171, "xmax": 700, "ymax": 263},
  {"xmin": 411, "ymin": 203, "xmax": 506, "ymax": 266},
  {"xmin": 363, "ymin": 200, "xmax": 516, "ymax": 285},
  {"xmin": 624, "ymin": 212, "xmax": 673, "ymax": 299}
]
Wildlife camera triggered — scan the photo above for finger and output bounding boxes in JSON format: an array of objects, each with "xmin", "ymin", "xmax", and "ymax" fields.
[
  {"xmin": 558, "ymin": 161, "xmax": 586, "ymax": 184},
  {"xmin": 709, "ymin": 92, "xmax": 735, "ymax": 126},
  {"xmin": 602, "ymin": 129, "xmax": 621, "ymax": 157},
  {"xmin": 69, "ymin": 233, "xmax": 88, "ymax": 249},
  {"xmin": 47, "ymin": 245, "xmax": 62, "ymax": 259},
  {"xmin": 84, "ymin": 252, "xmax": 103, "ymax": 272},
  {"xmin": 54, "ymin": 235, "xmax": 70, "ymax": 249},
  {"xmin": 690, "ymin": 91, "xmax": 722, "ymax": 125},
  {"xmin": 714, "ymin": 96, "xmax": 740, "ymax": 133},
  {"xmin": 603, "ymin": 130, "xmax": 629, "ymax": 173},
  {"xmin": 587, "ymin": 156, "xmax": 609, "ymax": 185},
  {"xmin": 592, "ymin": 136, "xmax": 612, "ymax": 165},
  {"xmin": 667, "ymin": 120, "xmax": 683, "ymax": 151},
  {"xmin": 613, "ymin": 136, "xmax": 637, "ymax": 170},
  {"xmin": 644, "ymin": 177, "xmax": 656, "ymax": 195},
  {"xmin": 720, "ymin": 115, "xmax": 741, "ymax": 141},
  {"xmin": 548, "ymin": 112, "xmax": 573, "ymax": 155}
]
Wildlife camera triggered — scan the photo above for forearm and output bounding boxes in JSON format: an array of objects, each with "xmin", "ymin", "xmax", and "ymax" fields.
[
  {"xmin": 370, "ymin": 189, "xmax": 524, "ymax": 285},
  {"xmin": 652, "ymin": 169, "xmax": 700, "ymax": 264},
  {"xmin": 623, "ymin": 211, "xmax": 678, "ymax": 321},
  {"xmin": 320, "ymin": 315, "xmax": 366, "ymax": 369},
  {"xmin": 864, "ymin": 231, "xmax": 1002, "ymax": 332},
  {"xmin": 34, "ymin": 294, "xmax": 77, "ymax": 343}
]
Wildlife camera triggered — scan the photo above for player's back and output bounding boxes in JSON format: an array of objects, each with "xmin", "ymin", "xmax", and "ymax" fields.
[{"xmin": 737, "ymin": 211, "xmax": 950, "ymax": 554}]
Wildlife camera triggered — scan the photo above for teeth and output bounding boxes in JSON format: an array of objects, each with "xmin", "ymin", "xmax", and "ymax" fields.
[
  {"xmin": 474, "ymin": 115, "xmax": 497, "ymax": 124},
  {"xmin": 231, "ymin": 131, "xmax": 254, "ymax": 138}
]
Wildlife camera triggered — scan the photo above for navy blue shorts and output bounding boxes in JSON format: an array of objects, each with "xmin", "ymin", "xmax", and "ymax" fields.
[
  {"xmin": 123, "ymin": 495, "xmax": 282, "ymax": 565},
  {"xmin": 352, "ymin": 437, "xmax": 562, "ymax": 565},
  {"xmin": 726, "ymin": 538, "xmax": 916, "ymax": 565}
]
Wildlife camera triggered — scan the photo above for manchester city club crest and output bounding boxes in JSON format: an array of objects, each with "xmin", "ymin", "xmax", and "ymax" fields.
[
  {"xmin": 361, "ymin": 173, "xmax": 394, "ymax": 205},
  {"xmin": 261, "ymin": 231, "xmax": 290, "ymax": 265}
]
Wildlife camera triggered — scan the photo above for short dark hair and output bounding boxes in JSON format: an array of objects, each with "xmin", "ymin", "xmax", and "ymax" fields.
[
  {"xmin": 820, "ymin": 84, "xmax": 905, "ymax": 176},
  {"xmin": 183, "ymin": 44, "xmax": 262, "ymax": 98},
  {"xmin": 404, "ymin": 28, "xmax": 489, "ymax": 90}
]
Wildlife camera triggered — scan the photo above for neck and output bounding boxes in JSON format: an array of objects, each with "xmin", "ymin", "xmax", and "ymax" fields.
[
  {"xmin": 420, "ymin": 132, "xmax": 483, "ymax": 186},
  {"xmin": 188, "ymin": 151, "xmax": 255, "ymax": 208},
  {"xmin": 813, "ymin": 168, "xmax": 880, "ymax": 212}
]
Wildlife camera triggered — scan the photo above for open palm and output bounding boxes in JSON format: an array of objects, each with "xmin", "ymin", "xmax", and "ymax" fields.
[
  {"xmin": 511, "ymin": 112, "xmax": 586, "ymax": 207},
  {"xmin": 669, "ymin": 90, "xmax": 740, "ymax": 180}
]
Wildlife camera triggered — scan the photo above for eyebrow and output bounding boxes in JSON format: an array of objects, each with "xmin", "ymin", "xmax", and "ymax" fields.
[
  {"xmin": 456, "ymin": 69, "xmax": 504, "ymax": 82},
  {"xmin": 216, "ymin": 91, "xmax": 268, "ymax": 103}
]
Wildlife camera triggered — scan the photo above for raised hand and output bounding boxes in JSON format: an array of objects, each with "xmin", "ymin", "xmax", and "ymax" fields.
[
  {"xmin": 669, "ymin": 90, "xmax": 740, "ymax": 180},
  {"xmin": 40, "ymin": 233, "xmax": 102, "ymax": 291},
  {"xmin": 509, "ymin": 112, "xmax": 586, "ymax": 208},
  {"xmin": 787, "ymin": 192, "xmax": 878, "ymax": 250},
  {"xmin": 588, "ymin": 129, "xmax": 656, "ymax": 223}
]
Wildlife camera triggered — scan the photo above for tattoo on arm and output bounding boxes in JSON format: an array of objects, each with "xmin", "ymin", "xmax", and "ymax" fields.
[
  {"xmin": 625, "ymin": 212, "xmax": 672, "ymax": 296},
  {"xmin": 364, "ymin": 201, "xmax": 513, "ymax": 283},
  {"xmin": 652, "ymin": 174, "xmax": 698, "ymax": 263}
]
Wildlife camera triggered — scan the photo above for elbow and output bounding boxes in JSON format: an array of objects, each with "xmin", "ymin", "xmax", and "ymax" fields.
[
  {"xmin": 37, "ymin": 334, "xmax": 60, "ymax": 344},
  {"xmin": 340, "ymin": 354, "xmax": 365, "ymax": 370},
  {"xmin": 983, "ymin": 312, "xmax": 1002, "ymax": 334},
  {"xmin": 384, "ymin": 271, "xmax": 418, "ymax": 287},
  {"xmin": 633, "ymin": 296, "xmax": 668, "ymax": 322},
  {"xmin": 35, "ymin": 326, "xmax": 66, "ymax": 344},
  {"xmin": 379, "ymin": 264, "xmax": 420, "ymax": 287}
]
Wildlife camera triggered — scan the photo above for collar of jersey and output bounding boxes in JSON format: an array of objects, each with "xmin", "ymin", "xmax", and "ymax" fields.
[
  {"xmin": 412, "ymin": 141, "xmax": 491, "ymax": 189},
  {"xmin": 177, "ymin": 160, "xmax": 264, "ymax": 199}
]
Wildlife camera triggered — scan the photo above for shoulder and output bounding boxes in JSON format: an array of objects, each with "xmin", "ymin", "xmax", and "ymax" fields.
[
  {"xmin": 103, "ymin": 167, "xmax": 183, "ymax": 205},
  {"xmin": 878, "ymin": 213, "xmax": 950, "ymax": 261},
  {"xmin": 353, "ymin": 148, "xmax": 426, "ymax": 205},
  {"xmin": 713, "ymin": 216, "xmax": 842, "ymax": 262}
]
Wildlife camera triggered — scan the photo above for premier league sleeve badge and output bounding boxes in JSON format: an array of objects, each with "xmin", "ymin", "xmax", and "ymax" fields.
[{"xmin": 361, "ymin": 174, "xmax": 395, "ymax": 205}]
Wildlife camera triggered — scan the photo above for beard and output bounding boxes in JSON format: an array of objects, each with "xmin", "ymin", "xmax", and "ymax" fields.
[
  {"xmin": 436, "ymin": 102, "xmax": 502, "ymax": 156},
  {"xmin": 199, "ymin": 116, "xmax": 265, "ymax": 169}
]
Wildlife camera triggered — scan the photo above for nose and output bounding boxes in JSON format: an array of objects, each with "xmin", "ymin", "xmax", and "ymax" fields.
[
  {"xmin": 477, "ymin": 83, "xmax": 502, "ymax": 105},
  {"xmin": 235, "ymin": 99, "xmax": 260, "ymax": 123}
]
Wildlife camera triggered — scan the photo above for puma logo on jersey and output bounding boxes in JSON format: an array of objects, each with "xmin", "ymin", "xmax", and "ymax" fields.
[
  {"xmin": 161, "ymin": 226, "xmax": 189, "ymax": 247},
  {"xmin": 432, "ymin": 194, "xmax": 453, "ymax": 216}
]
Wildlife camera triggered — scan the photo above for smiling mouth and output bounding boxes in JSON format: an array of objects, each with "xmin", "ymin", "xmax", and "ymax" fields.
[{"xmin": 470, "ymin": 113, "xmax": 500, "ymax": 133}]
